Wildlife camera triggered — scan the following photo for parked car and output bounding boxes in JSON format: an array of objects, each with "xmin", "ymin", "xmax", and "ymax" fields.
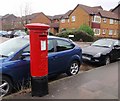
[
  {"xmin": 0, "ymin": 31, "xmax": 8, "ymax": 37},
  {"xmin": 0, "ymin": 31, "xmax": 3, "ymax": 36},
  {"xmin": 7, "ymin": 31, "xmax": 14, "ymax": 38},
  {"xmin": 0, "ymin": 36, "xmax": 82, "ymax": 97},
  {"xmin": 82, "ymin": 38, "xmax": 120, "ymax": 65},
  {"xmin": 14, "ymin": 30, "xmax": 27, "ymax": 37}
]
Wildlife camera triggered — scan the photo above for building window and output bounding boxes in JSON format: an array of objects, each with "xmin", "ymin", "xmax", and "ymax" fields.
[
  {"xmin": 68, "ymin": 19, "xmax": 69, "ymax": 23},
  {"xmin": 24, "ymin": 21, "xmax": 26, "ymax": 24},
  {"xmin": 72, "ymin": 16, "xmax": 75, "ymax": 22},
  {"xmin": 110, "ymin": 19, "xmax": 114, "ymax": 24},
  {"xmin": 55, "ymin": 19, "xmax": 58, "ymax": 22},
  {"xmin": 102, "ymin": 29, "xmax": 106, "ymax": 35},
  {"xmin": 114, "ymin": 20, "xmax": 118, "ymax": 24},
  {"xmin": 94, "ymin": 28, "xmax": 100, "ymax": 35},
  {"xmin": 109, "ymin": 30, "xmax": 113, "ymax": 35},
  {"xmin": 12, "ymin": 21, "xmax": 14, "ymax": 25},
  {"xmin": 61, "ymin": 19, "xmax": 65, "ymax": 23},
  {"xmin": 93, "ymin": 16, "xmax": 101, "ymax": 23},
  {"xmin": 114, "ymin": 30, "xmax": 118, "ymax": 35},
  {"xmin": 103, "ymin": 18, "xmax": 107, "ymax": 23},
  {"xmin": 28, "ymin": 20, "xmax": 31, "ymax": 24}
]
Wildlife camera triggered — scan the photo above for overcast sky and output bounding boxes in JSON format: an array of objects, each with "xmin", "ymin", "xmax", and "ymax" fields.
[{"xmin": 0, "ymin": 0, "xmax": 119, "ymax": 17}]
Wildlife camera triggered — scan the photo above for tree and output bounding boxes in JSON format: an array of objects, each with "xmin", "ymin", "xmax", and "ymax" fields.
[
  {"xmin": 79, "ymin": 24, "xmax": 94, "ymax": 36},
  {"xmin": 20, "ymin": 3, "xmax": 32, "ymax": 33}
]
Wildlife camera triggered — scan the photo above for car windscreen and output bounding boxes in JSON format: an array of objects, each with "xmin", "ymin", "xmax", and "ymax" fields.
[
  {"xmin": 0, "ymin": 37, "xmax": 29, "ymax": 57},
  {"xmin": 91, "ymin": 39, "xmax": 114, "ymax": 48}
]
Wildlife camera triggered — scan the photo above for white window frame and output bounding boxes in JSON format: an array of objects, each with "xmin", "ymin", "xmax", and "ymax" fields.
[
  {"xmin": 71, "ymin": 16, "xmax": 75, "ymax": 22},
  {"xmin": 61, "ymin": 19, "xmax": 65, "ymax": 23},
  {"xmin": 109, "ymin": 30, "xmax": 113, "ymax": 35},
  {"xmin": 103, "ymin": 18, "xmax": 107, "ymax": 23},
  {"xmin": 28, "ymin": 20, "xmax": 31, "ymax": 24},
  {"xmin": 114, "ymin": 30, "xmax": 117, "ymax": 35},
  {"xmin": 94, "ymin": 28, "xmax": 100, "ymax": 35},
  {"xmin": 93, "ymin": 16, "xmax": 101, "ymax": 23},
  {"xmin": 12, "ymin": 21, "xmax": 14, "ymax": 25},
  {"xmin": 24, "ymin": 21, "xmax": 26, "ymax": 24},
  {"xmin": 110, "ymin": 19, "xmax": 114, "ymax": 24},
  {"xmin": 102, "ymin": 29, "xmax": 106, "ymax": 35},
  {"xmin": 68, "ymin": 19, "xmax": 70, "ymax": 23},
  {"xmin": 114, "ymin": 20, "xmax": 118, "ymax": 24}
]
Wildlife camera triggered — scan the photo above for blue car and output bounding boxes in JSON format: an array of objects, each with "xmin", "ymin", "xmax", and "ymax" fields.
[{"xmin": 0, "ymin": 36, "xmax": 82, "ymax": 97}]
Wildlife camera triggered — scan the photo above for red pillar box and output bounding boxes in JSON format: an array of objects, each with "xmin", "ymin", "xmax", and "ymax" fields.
[{"xmin": 25, "ymin": 23, "xmax": 50, "ymax": 97}]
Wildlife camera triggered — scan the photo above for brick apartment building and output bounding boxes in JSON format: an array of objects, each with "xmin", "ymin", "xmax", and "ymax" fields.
[
  {"xmin": 60, "ymin": 4, "xmax": 120, "ymax": 39},
  {"xmin": 1, "ymin": 14, "xmax": 17, "ymax": 31},
  {"xmin": 0, "ymin": 4, "xmax": 119, "ymax": 38},
  {"xmin": 0, "ymin": 16, "xmax": 2, "ymax": 30}
]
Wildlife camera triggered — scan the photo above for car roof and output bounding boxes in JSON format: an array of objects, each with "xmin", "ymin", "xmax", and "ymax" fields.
[
  {"xmin": 23, "ymin": 35, "xmax": 70, "ymax": 42},
  {"xmin": 98, "ymin": 38, "xmax": 119, "ymax": 42},
  {"xmin": 48, "ymin": 35, "xmax": 70, "ymax": 41}
]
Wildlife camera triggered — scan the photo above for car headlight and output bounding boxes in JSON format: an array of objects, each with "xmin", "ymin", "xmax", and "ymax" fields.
[{"xmin": 94, "ymin": 53, "xmax": 101, "ymax": 57}]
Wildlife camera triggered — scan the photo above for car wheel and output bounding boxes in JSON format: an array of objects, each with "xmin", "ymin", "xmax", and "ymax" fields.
[
  {"xmin": 105, "ymin": 56, "xmax": 110, "ymax": 65},
  {"xmin": 0, "ymin": 76, "xmax": 13, "ymax": 97},
  {"xmin": 66, "ymin": 61, "xmax": 80, "ymax": 76}
]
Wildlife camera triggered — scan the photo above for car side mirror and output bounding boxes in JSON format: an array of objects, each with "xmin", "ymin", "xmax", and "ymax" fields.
[
  {"xmin": 21, "ymin": 52, "xmax": 30, "ymax": 60},
  {"xmin": 113, "ymin": 45, "xmax": 120, "ymax": 49}
]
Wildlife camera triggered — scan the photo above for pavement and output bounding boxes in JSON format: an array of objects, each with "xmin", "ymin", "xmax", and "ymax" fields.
[{"xmin": 4, "ymin": 61, "xmax": 119, "ymax": 99}]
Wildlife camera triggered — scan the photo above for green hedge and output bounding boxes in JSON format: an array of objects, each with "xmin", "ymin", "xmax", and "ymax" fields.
[
  {"xmin": 48, "ymin": 32, "xmax": 54, "ymax": 35},
  {"xmin": 58, "ymin": 30, "xmax": 94, "ymax": 42}
]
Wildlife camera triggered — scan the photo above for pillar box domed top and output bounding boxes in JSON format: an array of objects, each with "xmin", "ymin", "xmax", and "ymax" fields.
[{"xmin": 25, "ymin": 23, "xmax": 50, "ymax": 30}]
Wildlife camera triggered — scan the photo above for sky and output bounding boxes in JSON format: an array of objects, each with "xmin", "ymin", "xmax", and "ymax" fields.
[{"xmin": 0, "ymin": 0, "xmax": 119, "ymax": 17}]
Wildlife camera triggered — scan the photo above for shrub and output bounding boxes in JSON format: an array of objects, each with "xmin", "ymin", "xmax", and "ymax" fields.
[
  {"xmin": 58, "ymin": 30, "xmax": 72, "ymax": 38},
  {"xmin": 48, "ymin": 32, "xmax": 54, "ymax": 35},
  {"xmin": 71, "ymin": 30, "xmax": 94, "ymax": 42},
  {"xmin": 79, "ymin": 24, "xmax": 94, "ymax": 36},
  {"xmin": 58, "ymin": 30, "xmax": 94, "ymax": 42},
  {"xmin": 93, "ymin": 36, "xmax": 101, "ymax": 41}
]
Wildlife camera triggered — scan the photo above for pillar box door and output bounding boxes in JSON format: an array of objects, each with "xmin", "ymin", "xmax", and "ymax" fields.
[{"xmin": 25, "ymin": 23, "xmax": 50, "ymax": 77}]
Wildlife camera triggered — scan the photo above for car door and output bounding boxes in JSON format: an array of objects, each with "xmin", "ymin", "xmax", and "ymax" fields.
[
  {"xmin": 48, "ymin": 39, "xmax": 57, "ymax": 75},
  {"xmin": 49, "ymin": 39, "xmax": 74, "ymax": 74},
  {"xmin": 8, "ymin": 45, "xmax": 30, "ymax": 81},
  {"xmin": 111, "ymin": 40, "xmax": 120, "ymax": 60}
]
